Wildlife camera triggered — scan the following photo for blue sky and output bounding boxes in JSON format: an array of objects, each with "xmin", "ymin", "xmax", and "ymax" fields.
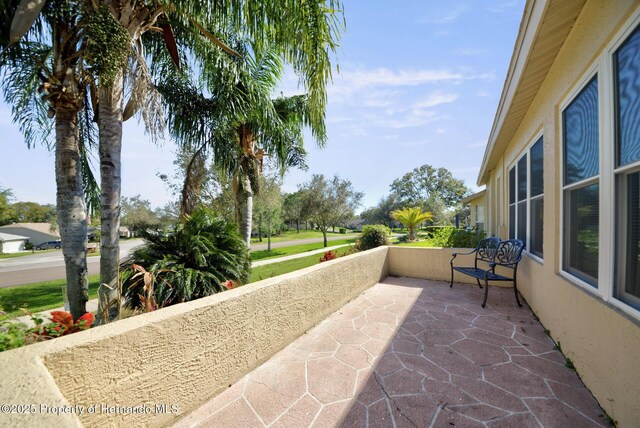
[{"xmin": 0, "ymin": 0, "xmax": 525, "ymax": 212}]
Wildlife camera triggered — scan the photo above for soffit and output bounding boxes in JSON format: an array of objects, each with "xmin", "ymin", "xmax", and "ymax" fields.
[{"xmin": 478, "ymin": 0, "xmax": 586, "ymax": 185}]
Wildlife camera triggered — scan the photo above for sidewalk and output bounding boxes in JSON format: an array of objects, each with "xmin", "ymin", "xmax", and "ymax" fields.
[{"xmin": 14, "ymin": 243, "xmax": 352, "ymax": 326}]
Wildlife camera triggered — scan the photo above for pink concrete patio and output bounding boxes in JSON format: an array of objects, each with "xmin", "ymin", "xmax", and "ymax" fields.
[{"xmin": 174, "ymin": 277, "xmax": 608, "ymax": 428}]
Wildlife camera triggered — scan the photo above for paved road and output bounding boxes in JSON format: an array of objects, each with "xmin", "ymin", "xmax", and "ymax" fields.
[
  {"xmin": 0, "ymin": 239, "xmax": 144, "ymax": 288},
  {"xmin": 0, "ymin": 235, "xmax": 359, "ymax": 288}
]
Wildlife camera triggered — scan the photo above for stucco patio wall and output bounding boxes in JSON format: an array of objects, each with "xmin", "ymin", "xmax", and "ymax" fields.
[
  {"xmin": 0, "ymin": 246, "xmax": 389, "ymax": 427},
  {"xmin": 388, "ymin": 245, "xmax": 485, "ymax": 282}
]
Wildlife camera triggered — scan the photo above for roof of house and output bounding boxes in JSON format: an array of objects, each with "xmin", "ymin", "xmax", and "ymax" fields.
[
  {"xmin": 0, "ymin": 232, "xmax": 29, "ymax": 242},
  {"xmin": 0, "ymin": 223, "xmax": 60, "ymax": 237},
  {"xmin": 477, "ymin": 0, "xmax": 586, "ymax": 185},
  {"xmin": 461, "ymin": 189, "xmax": 487, "ymax": 205}
]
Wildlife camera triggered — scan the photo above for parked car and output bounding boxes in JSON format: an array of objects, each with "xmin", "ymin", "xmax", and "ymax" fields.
[{"xmin": 35, "ymin": 240, "xmax": 62, "ymax": 250}]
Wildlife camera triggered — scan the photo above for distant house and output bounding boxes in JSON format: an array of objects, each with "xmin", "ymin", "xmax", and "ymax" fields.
[
  {"xmin": 0, "ymin": 223, "xmax": 59, "ymax": 246},
  {"xmin": 346, "ymin": 219, "xmax": 368, "ymax": 232},
  {"xmin": 0, "ymin": 232, "xmax": 28, "ymax": 253},
  {"xmin": 460, "ymin": 189, "xmax": 486, "ymax": 231},
  {"xmin": 119, "ymin": 227, "xmax": 133, "ymax": 238}
]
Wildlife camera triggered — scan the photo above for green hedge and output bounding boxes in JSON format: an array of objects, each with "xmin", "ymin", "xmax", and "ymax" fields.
[{"xmin": 429, "ymin": 226, "xmax": 486, "ymax": 248}]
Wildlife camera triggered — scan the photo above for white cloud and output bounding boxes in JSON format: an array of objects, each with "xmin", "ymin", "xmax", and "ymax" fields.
[
  {"xmin": 413, "ymin": 92, "xmax": 458, "ymax": 108},
  {"xmin": 456, "ymin": 48, "xmax": 490, "ymax": 56},
  {"xmin": 417, "ymin": 6, "xmax": 467, "ymax": 25}
]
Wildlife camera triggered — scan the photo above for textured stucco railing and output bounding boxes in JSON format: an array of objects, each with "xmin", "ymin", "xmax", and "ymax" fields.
[{"xmin": 0, "ymin": 246, "xmax": 389, "ymax": 427}]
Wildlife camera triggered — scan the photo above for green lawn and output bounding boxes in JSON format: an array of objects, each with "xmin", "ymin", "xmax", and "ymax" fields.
[
  {"xmin": 0, "ymin": 249, "xmax": 57, "ymax": 259},
  {"xmin": 249, "ymin": 245, "xmax": 354, "ymax": 283},
  {"xmin": 251, "ymin": 238, "xmax": 356, "ymax": 261},
  {"xmin": 394, "ymin": 240, "xmax": 436, "ymax": 247},
  {"xmin": 0, "ymin": 275, "xmax": 101, "ymax": 317},
  {"xmin": 250, "ymin": 229, "xmax": 354, "ymax": 244}
]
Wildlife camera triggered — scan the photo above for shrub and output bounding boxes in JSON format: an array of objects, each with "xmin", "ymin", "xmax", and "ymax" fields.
[
  {"xmin": 357, "ymin": 225, "xmax": 391, "ymax": 251},
  {"xmin": 121, "ymin": 207, "xmax": 251, "ymax": 311},
  {"xmin": 319, "ymin": 250, "xmax": 337, "ymax": 262},
  {"xmin": 339, "ymin": 227, "xmax": 347, "ymax": 234},
  {"xmin": 0, "ymin": 309, "xmax": 94, "ymax": 352},
  {"xmin": 429, "ymin": 226, "xmax": 485, "ymax": 248},
  {"xmin": 24, "ymin": 242, "xmax": 33, "ymax": 250},
  {"xmin": 0, "ymin": 309, "xmax": 29, "ymax": 352}
]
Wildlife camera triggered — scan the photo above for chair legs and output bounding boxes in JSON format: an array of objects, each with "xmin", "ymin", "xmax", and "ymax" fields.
[
  {"xmin": 450, "ymin": 267, "xmax": 454, "ymax": 288},
  {"xmin": 476, "ymin": 278, "xmax": 483, "ymax": 289},
  {"xmin": 482, "ymin": 279, "xmax": 523, "ymax": 308},
  {"xmin": 482, "ymin": 277, "xmax": 489, "ymax": 308},
  {"xmin": 514, "ymin": 278, "xmax": 523, "ymax": 307}
]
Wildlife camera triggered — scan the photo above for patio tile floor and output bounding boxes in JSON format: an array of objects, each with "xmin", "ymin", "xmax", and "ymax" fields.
[{"xmin": 174, "ymin": 277, "xmax": 609, "ymax": 428}]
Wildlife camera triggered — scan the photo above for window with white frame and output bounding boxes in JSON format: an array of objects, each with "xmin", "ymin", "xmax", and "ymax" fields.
[
  {"xmin": 614, "ymin": 23, "xmax": 640, "ymax": 310},
  {"xmin": 562, "ymin": 76, "xmax": 599, "ymax": 288},
  {"xmin": 508, "ymin": 136, "xmax": 544, "ymax": 258},
  {"xmin": 475, "ymin": 205, "xmax": 485, "ymax": 231}
]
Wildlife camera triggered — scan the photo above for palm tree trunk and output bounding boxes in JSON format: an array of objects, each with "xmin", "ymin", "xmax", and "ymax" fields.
[
  {"xmin": 97, "ymin": 74, "xmax": 124, "ymax": 323},
  {"xmin": 234, "ymin": 173, "xmax": 253, "ymax": 246},
  {"xmin": 55, "ymin": 107, "xmax": 89, "ymax": 320}
]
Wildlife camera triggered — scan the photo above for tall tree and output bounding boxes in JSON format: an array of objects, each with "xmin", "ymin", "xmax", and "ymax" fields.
[
  {"xmin": 2, "ymin": 1, "xmax": 100, "ymax": 319},
  {"xmin": 95, "ymin": 1, "xmax": 343, "ymax": 321},
  {"xmin": 9, "ymin": 202, "xmax": 57, "ymax": 223},
  {"xmin": 161, "ymin": 49, "xmax": 318, "ymax": 246},
  {"xmin": 389, "ymin": 164, "xmax": 470, "ymax": 223},
  {"xmin": 302, "ymin": 175, "xmax": 363, "ymax": 247},
  {"xmin": 283, "ymin": 190, "xmax": 310, "ymax": 233},
  {"xmin": 120, "ymin": 195, "xmax": 160, "ymax": 235},
  {"xmin": 253, "ymin": 174, "xmax": 283, "ymax": 251},
  {"xmin": 0, "ymin": 185, "xmax": 15, "ymax": 226}
]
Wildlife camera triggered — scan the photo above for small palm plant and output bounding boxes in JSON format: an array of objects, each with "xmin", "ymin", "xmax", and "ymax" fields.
[
  {"xmin": 391, "ymin": 207, "xmax": 434, "ymax": 241},
  {"xmin": 121, "ymin": 207, "xmax": 250, "ymax": 311}
]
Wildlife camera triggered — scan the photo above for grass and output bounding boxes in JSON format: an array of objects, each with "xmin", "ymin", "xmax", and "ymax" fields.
[
  {"xmin": 0, "ymin": 249, "xmax": 57, "ymax": 259},
  {"xmin": 0, "ymin": 275, "xmax": 101, "ymax": 317},
  {"xmin": 394, "ymin": 240, "xmax": 437, "ymax": 247},
  {"xmin": 249, "ymin": 245, "xmax": 355, "ymax": 283},
  {"xmin": 250, "ymin": 229, "xmax": 354, "ymax": 244},
  {"xmin": 251, "ymin": 238, "xmax": 356, "ymax": 261}
]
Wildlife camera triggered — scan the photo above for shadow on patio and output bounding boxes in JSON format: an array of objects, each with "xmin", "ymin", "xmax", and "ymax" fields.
[{"xmin": 174, "ymin": 277, "xmax": 608, "ymax": 427}]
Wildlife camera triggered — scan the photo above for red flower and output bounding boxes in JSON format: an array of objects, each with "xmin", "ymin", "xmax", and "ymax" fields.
[
  {"xmin": 76, "ymin": 313, "xmax": 95, "ymax": 328},
  {"xmin": 50, "ymin": 311, "xmax": 74, "ymax": 327},
  {"xmin": 222, "ymin": 280, "xmax": 235, "ymax": 290}
]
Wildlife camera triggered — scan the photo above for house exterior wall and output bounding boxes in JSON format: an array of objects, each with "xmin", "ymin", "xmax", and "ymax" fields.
[
  {"xmin": 482, "ymin": 1, "xmax": 640, "ymax": 426},
  {"xmin": 466, "ymin": 193, "xmax": 487, "ymax": 230},
  {"xmin": 0, "ymin": 239, "xmax": 25, "ymax": 253},
  {"xmin": 0, "ymin": 225, "xmax": 58, "ymax": 246}
]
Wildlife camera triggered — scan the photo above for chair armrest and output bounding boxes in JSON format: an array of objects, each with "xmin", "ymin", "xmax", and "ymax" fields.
[{"xmin": 451, "ymin": 249, "xmax": 477, "ymax": 257}]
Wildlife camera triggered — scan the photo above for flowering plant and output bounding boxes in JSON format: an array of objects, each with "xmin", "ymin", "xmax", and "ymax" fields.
[
  {"xmin": 319, "ymin": 250, "xmax": 337, "ymax": 262},
  {"xmin": 31, "ymin": 311, "xmax": 94, "ymax": 339}
]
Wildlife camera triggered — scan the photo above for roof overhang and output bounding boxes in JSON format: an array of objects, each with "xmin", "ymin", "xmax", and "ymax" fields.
[
  {"xmin": 461, "ymin": 189, "xmax": 487, "ymax": 205},
  {"xmin": 477, "ymin": 0, "xmax": 586, "ymax": 185}
]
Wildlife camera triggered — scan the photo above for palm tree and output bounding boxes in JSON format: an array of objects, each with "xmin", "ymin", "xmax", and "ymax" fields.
[
  {"xmin": 391, "ymin": 207, "xmax": 434, "ymax": 241},
  {"xmin": 160, "ymin": 48, "xmax": 321, "ymax": 245},
  {"xmin": 1, "ymin": 0, "xmax": 100, "ymax": 319},
  {"xmin": 94, "ymin": 1, "xmax": 343, "ymax": 322},
  {"xmin": 121, "ymin": 207, "xmax": 250, "ymax": 311}
]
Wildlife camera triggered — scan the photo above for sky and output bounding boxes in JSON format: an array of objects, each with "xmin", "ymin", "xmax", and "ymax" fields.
[{"xmin": 0, "ymin": 0, "xmax": 525, "ymax": 212}]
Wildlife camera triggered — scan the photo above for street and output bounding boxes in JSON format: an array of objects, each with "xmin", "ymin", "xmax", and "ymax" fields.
[{"xmin": 0, "ymin": 239, "xmax": 144, "ymax": 288}]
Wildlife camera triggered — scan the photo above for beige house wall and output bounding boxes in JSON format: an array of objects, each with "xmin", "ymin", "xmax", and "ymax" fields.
[
  {"xmin": 482, "ymin": 1, "xmax": 640, "ymax": 426},
  {"xmin": 465, "ymin": 193, "xmax": 487, "ymax": 230}
]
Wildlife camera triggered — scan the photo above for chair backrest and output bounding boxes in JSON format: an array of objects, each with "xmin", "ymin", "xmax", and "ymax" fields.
[
  {"xmin": 494, "ymin": 239, "xmax": 525, "ymax": 266},
  {"xmin": 475, "ymin": 237, "xmax": 501, "ymax": 264}
]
